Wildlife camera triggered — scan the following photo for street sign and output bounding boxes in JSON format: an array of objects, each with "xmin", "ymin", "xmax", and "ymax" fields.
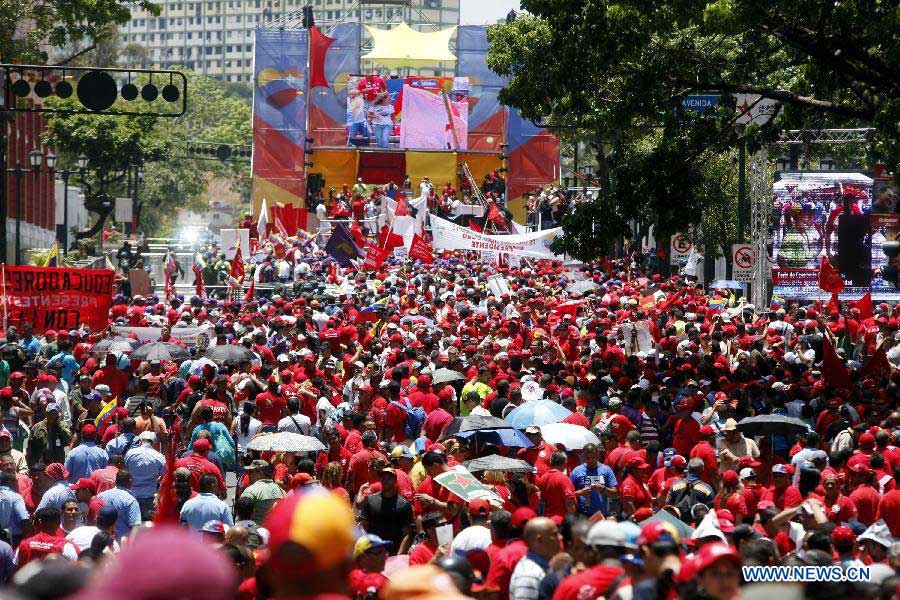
[
  {"xmin": 682, "ymin": 95, "xmax": 720, "ymax": 111},
  {"xmin": 732, "ymin": 244, "xmax": 755, "ymax": 282},
  {"xmin": 670, "ymin": 233, "xmax": 693, "ymax": 265},
  {"xmin": 734, "ymin": 94, "xmax": 781, "ymax": 126}
]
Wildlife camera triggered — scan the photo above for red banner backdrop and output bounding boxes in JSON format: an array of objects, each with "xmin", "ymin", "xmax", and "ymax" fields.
[{"xmin": 1, "ymin": 267, "xmax": 115, "ymax": 333}]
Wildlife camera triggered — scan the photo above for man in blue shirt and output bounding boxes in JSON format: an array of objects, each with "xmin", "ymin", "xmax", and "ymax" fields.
[
  {"xmin": 95, "ymin": 469, "xmax": 142, "ymax": 538},
  {"xmin": 64, "ymin": 423, "xmax": 108, "ymax": 483},
  {"xmin": 36, "ymin": 462, "xmax": 75, "ymax": 511},
  {"xmin": 0, "ymin": 472, "xmax": 29, "ymax": 543},
  {"xmin": 106, "ymin": 418, "xmax": 140, "ymax": 457},
  {"xmin": 46, "ymin": 340, "xmax": 79, "ymax": 388},
  {"xmin": 569, "ymin": 443, "xmax": 618, "ymax": 517},
  {"xmin": 18, "ymin": 324, "xmax": 41, "ymax": 360},
  {"xmin": 180, "ymin": 473, "xmax": 233, "ymax": 530},
  {"xmin": 124, "ymin": 431, "xmax": 166, "ymax": 520}
]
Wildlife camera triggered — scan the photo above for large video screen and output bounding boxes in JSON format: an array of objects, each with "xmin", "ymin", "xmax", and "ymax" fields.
[
  {"xmin": 770, "ymin": 172, "xmax": 900, "ymax": 301},
  {"xmin": 346, "ymin": 75, "xmax": 469, "ymax": 150}
]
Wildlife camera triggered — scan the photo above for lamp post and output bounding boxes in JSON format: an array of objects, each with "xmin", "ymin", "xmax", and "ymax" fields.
[{"xmin": 8, "ymin": 148, "xmax": 44, "ymax": 264}]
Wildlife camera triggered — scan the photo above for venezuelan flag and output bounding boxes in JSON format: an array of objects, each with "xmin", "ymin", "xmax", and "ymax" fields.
[
  {"xmin": 227, "ymin": 275, "xmax": 243, "ymax": 289},
  {"xmin": 43, "ymin": 243, "xmax": 59, "ymax": 267},
  {"xmin": 771, "ymin": 295, "xmax": 785, "ymax": 308},
  {"xmin": 193, "ymin": 252, "xmax": 206, "ymax": 270},
  {"xmin": 94, "ymin": 397, "xmax": 119, "ymax": 428},
  {"xmin": 707, "ymin": 298, "xmax": 727, "ymax": 311}
]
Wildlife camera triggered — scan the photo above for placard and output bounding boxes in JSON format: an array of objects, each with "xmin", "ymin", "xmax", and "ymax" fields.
[
  {"xmin": 128, "ymin": 269, "xmax": 151, "ymax": 297},
  {"xmin": 1, "ymin": 266, "xmax": 114, "ymax": 333}
]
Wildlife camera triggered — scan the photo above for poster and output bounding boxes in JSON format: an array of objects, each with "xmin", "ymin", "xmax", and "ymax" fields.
[
  {"xmin": 1, "ymin": 266, "xmax": 114, "ymax": 333},
  {"xmin": 617, "ymin": 321, "xmax": 653, "ymax": 356},
  {"xmin": 128, "ymin": 269, "xmax": 151, "ymax": 297},
  {"xmin": 768, "ymin": 171, "xmax": 900, "ymax": 300},
  {"xmin": 220, "ymin": 228, "xmax": 251, "ymax": 260}
]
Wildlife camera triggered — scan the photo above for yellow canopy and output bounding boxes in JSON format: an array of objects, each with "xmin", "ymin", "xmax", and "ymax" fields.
[{"xmin": 362, "ymin": 22, "xmax": 457, "ymax": 68}]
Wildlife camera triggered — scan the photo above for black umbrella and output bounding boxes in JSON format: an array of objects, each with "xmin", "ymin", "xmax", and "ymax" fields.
[
  {"xmin": 463, "ymin": 454, "xmax": 534, "ymax": 473},
  {"xmin": 131, "ymin": 342, "xmax": 190, "ymax": 362},
  {"xmin": 204, "ymin": 344, "xmax": 257, "ymax": 365},
  {"xmin": 443, "ymin": 415, "xmax": 510, "ymax": 437},
  {"xmin": 736, "ymin": 414, "xmax": 810, "ymax": 437}
]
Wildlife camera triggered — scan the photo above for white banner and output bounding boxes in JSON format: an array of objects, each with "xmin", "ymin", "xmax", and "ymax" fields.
[
  {"xmin": 113, "ymin": 324, "xmax": 214, "ymax": 345},
  {"xmin": 220, "ymin": 228, "xmax": 250, "ymax": 260},
  {"xmin": 430, "ymin": 215, "xmax": 562, "ymax": 259}
]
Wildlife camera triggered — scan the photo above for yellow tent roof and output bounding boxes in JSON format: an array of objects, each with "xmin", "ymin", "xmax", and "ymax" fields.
[{"xmin": 362, "ymin": 22, "xmax": 457, "ymax": 68}]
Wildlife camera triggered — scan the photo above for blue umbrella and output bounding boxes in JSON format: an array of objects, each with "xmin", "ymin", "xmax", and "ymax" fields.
[
  {"xmin": 709, "ymin": 279, "xmax": 745, "ymax": 290},
  {"xmin": 455, "ymin": 428, "xmax": 533, "ymax": 448},
  {"xmin": 504, "ymin": 400, "xmax": 573, "ymax": 429}
]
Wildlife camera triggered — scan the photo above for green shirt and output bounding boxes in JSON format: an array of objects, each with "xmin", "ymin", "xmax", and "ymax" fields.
[{"xmin": 240, "ymin": 478, "xmax": 285, "ymax": 522}]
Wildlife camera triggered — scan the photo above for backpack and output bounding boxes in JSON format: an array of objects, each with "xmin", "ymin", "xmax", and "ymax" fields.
[
  {"xmin": 389, "ymin": 399, "xmax": 426, "ymax": 441},
  {"xmin": 670, "ymin": 480, "xmax": 701, "ymax": 524}
]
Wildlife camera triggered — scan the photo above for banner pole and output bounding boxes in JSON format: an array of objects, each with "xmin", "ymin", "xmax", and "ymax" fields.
[{"xmin": 1, "ymin": 264, "xmax": 7, "ymax": 332}]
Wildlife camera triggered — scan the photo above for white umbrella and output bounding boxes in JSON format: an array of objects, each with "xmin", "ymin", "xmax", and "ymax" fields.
[
  {"xmin": 246, "ymin": 432, "xmax": 326, "ymax": 453},
  {"xmin": 540, "ymin": 422, "xmax": 600, "ymax": 450}
]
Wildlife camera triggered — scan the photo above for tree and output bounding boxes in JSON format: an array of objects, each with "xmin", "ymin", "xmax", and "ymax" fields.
[
  {"xmin": 486, "ymin": 0, "xmax": 899, "ymax": 260},
  {"xmin": 0, "ymin": 0, "xmax": 157, "ymax": 64}
]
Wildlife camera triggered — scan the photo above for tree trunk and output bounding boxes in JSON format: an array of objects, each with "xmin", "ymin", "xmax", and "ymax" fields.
[{"xmin": 75, "ymin": 207, "xmax": 113, "ymax": 240}]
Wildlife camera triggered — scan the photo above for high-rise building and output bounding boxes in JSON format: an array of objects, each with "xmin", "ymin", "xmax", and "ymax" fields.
[{"xmin": 120, "ymin": 0, "xmax": 461, "ymax": 83}]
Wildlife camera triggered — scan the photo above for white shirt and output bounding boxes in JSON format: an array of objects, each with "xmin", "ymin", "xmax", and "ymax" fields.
[
  {"xmin": 450, "ymin": 524, "xmax": 491, "ymax": 554},
  {"xmin": 509, "ymin": 554, "xmax": 547, "ymax": 600},
  {"xmin": 277, "ymin": 413, "xmax": 311, "ymax": 435},
  {"xmin": 66, "ymin": 526, "xmax": 122, "ymax": 553}
]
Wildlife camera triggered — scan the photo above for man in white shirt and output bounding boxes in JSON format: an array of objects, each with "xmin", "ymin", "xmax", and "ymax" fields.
[
  {"xmin": 277, "ymin": 398, "xmax": 311, "ymax": 435},
  {"xmin": 66, "ymin": 505, "xmax": 121, "ymax": 553},
  {"xmin": 509, "ymin": 517, "xmax": 560, "ymax": 600}
]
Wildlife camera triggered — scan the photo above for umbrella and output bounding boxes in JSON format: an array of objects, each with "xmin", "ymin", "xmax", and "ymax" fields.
[
  {"xmin": 443, "ymin": 415, "xmax": 510, "ymax": 437},
  {"xmin": 455, "ymin": 428, "xmax": 533, "ymax": 448},
  {"xmin": 566, "ymin": 280, "xmax": 599, "ymax": 295},
  {"xmin": 709, "ymin": 279, "xmax": 745, "ymax": 290},
  {"xmin": 92, "ymin": 336, "xmax": 141, "ymax": 356},
  {"xmin": 205, "ymin": 344, "xmax": 257, "ymax": 365},
  {"xmin": 736, "ymin": 414, "xmax": 810, "ymax": 437},
  {"xmin": 504, "ymin": 400, "xmax": 572, "ymax": 429},
  {"xmin": 186, "ymin": 357, "xmax": 218, "ymax": 376},
  {"xmin": 131, "ymin": 342, "xmax": 190, "ymax": 362},
  {"xmin": 431, "ymin": 368, "xmax": 465, "ymax": 385},
  {"xmin": 639, "ymin": 508, "xmax": 695, "ymax": 539},
  {"xmin": 540, "ymin": 422, "xmax": 601, "ymax": 450},
  {"xmin": 246, "ymin": 432, "xmax": 326, "ymax": 453},
  {"xmin": 463, "ymin": 454, "xmax": 534, "ymax": 474}
]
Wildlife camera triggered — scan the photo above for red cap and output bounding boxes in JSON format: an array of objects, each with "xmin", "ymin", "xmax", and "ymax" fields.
[
  {"xmin": 70, "ymin": 477, "xmax": 98, "ymax": 493},
  {"xmin": 699, "ymin": 425, "xmax": 715, "ymax": 436},
  {"xmin": 722, "ymin": 470, "xmax": 739, "ymax": 487},
  {"xmin": 832, "ymin": 526, "xmax": 856, "ymax": 546},
  {"xmin": 511, "ymin": 507, "xmax": 537, "ymax": 529},
  {"xmin": 737, "ymin": 455, "xmax": 763, "ymax": 468},
  {"xmin": 670, "ymin": 455, "xmax": 687, "ymax": 468},
  {"xmin": 638, "ymin": 520, "xmax": 680, "ymax": 546},
  {"xmin": 193, "ymin": 438, "xmax": 212, "ymax": 453},
  {"xmin": 81, "ymin": 423, "xmax": 98, "ymax": 439},
  {"xmin": 468, "ymin": 498, "xmax": 491, "ymax": 517},
  {"xmin": 625, "ymin": 455, "xmax": 650, "ymax": 470},
  {"xmin": 695, "ymin": 542, "xmax": 740, "ymax": 572}
]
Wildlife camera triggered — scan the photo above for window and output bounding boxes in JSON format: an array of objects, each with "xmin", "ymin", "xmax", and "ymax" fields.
[{"xmin": 227, "ymin": 45, "xmax": 233, "ymax": 52}]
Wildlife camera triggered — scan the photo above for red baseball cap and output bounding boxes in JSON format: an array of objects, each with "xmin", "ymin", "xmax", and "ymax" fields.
[
  {"xmin": 699, "ymin": 425, "xmax": 715, "ymax": 436},
  {"xmin": 511, "ymin": 507, "xmax": 537, "ymax": 529},
  {"xmin": 638, "ymin": 520, "xmax": 680, "ymax": 546},
  {"xmin": 832, "ymin": 526, "xmax": 856, "ymax": 546},
  {"xmin": 694, "ymin": 542, "xmax": 740, "ymax": 572},
  {"xmin": 468, "ymin": 498, "xmax": 491, "ymax": 517},
  {"xmin": 70, "ymin": 477, "xmax": 98, "ymax": 494}
]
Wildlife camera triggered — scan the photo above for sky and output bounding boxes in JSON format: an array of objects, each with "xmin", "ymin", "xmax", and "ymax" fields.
[{"xmin": 460, "ymin": 0, "xmax": 521, "ymax": 25}]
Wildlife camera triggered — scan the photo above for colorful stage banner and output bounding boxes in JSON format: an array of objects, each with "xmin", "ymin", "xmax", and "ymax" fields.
[
  {"xmin": 457, "ymin": 26, "xmax": 506, "ymax": 151},
  {"xmin": 430, "ymin": 215, "xmax": 562, "ymax": 259},
  {"xmin": 309, "ymin": 23, "xmax": 362, "ymax": 147},
  {"xmin": 399, "ymin": 85, "xmax": 468, "ymax": 150},
  {"xmin": 1, "ymin": 266, "xmax": 114, "ymax": 333},
  {"xmin": 252, "ymin": 29, "xmax": 309, "ymax": 211},
  {"xmin": 506, "ymin": 108, "xmax": 560, "ymax": 208}
]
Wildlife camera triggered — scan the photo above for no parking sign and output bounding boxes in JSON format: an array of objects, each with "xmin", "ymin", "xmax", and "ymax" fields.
[
  {"xmin": 670, "ymin": 233, "xmax": 693, "ymax": 265},
  {"xmin": 732, "ymin": 244, "xmax": 755, "ymax": 282}
]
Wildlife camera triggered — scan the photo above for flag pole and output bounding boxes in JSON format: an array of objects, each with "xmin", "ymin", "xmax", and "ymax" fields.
[{"xmin": 1, "ymin": 264, "xmax": 7, "ymax": 332}]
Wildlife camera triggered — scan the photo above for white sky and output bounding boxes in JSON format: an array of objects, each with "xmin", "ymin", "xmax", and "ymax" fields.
[{"xmin": 460, "ymin": 0, "xmax": 521, "ymax": 25}]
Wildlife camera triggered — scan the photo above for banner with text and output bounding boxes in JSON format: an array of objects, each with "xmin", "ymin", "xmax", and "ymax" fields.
[
  {"xmin": 1, "ymin": 266, "xmax": 114, "ymax": 333},
  {"xmin": 113, "ymin": 324, "xmax": 214, "ymax": 345},
  {"xmin": 430, "ymin": 215, "xmax": 562, "ymax": 259}
]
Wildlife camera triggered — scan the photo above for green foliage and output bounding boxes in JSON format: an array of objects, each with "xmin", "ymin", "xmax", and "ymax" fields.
[
  {"xmin": 489, "ymin": 0, "xmax": 899, "ymax": 261},
  {"xmin": 43, "ymin": 68, "xmax": 252, "ymax": 238},
  {"xmin": 28, "ymin": 248, "xmax": 76, "ymax": 267},
  {"xmin": 0, "ymin": 0, "xmax": 158, "ymax": 64}
]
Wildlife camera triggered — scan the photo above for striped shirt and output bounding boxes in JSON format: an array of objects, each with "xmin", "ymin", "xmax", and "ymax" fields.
[
  {"xmin": 509, "ymin": 552, "xmax": 548, "ymax": 600},
  {"xmin": 639, "ymin": 410, "xmax": 659, "ymax": 444}
]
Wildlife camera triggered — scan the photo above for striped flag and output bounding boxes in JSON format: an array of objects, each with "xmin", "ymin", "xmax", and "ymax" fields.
[
  {"xmin": 227, "ymin": 247, "xmax": 245, "ymax": 289},
  {"xmin": 94, "ymin": 397, "xmax": 119, "ymax": 429},
  {"xmin": 43, "ymin": 243, "xmax": 59, "ymax": 267}
]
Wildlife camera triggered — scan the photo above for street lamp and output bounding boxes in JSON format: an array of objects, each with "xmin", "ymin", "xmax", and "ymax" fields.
[
  {"xmin": 775, "ymin": 156, "xmax": 791, "ymax": 171},
  {"xmin": 820, "ymin": 156, "xmax": 835, "ymax": 170},
  {"xmin": 45, "ymin": 152, "xmax": 57, "ymax": 171},
  {"xmin": 28, "ymin": 148, "xmax": 43, "ymax": 171},
  {"xmin": 76, "ymin": 154, "xmax": 89, "ymax": 170}
]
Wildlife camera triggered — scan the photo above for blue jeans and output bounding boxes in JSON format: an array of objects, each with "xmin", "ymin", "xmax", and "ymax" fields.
[
  {"xmin": 374, "ymin": 124, "xmax": 391, "ymax": 147},
  {"xmin": 348, "ymin": 121, "xmax": 367, "ymax": 144}
]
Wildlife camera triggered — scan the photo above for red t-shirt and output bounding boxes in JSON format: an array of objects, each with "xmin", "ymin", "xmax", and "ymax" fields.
[
  {"xmin": 91, "ymin": 465, "xmax": 119, "ymax": 494},
  {"xmin": 672, "ymin": 416, "xmax": 700, "ymax": 458},
  {"xmin": 689, "ymin": 441, "xmax": 718, "ymax": 484},
  {"xmin": 348, "ymin": 569, "xmax": 388, "ymax": 598},
  {"xmin": 538, "ymin": 469, "xmax": 576, "ymax": 518},
  {"xmin": 92, "ymin": 367, "xmax": 130, "ymax": 399},
  {"xmin": 763, "ymin": 485, "xmax": 803, "ymax": 510},
  {"xmin": 16, "ymin": 532, "xmax": 78, "ymax": 568},
  {"xmin": 824, "ymin": 494, "xmax": 858, "ymax": 524},
  {"xmin": 197, "ymin": 399, "xmax": 230, "ymax": 424},
  {"xmin": 255, "ymin": 392, "xmax": 287, "ymax": 426},
  {"xmin": 619, "ymin": 474, "xmax": 652, "ymax": 514},
  {"xmin": 173, "ymin": 454, "xmax": 226, "ymax": 493},
  {"xmin": 517, "ymin": 441, "xmax": 558, "ymax": 476},
  {"xmin": 552, "ymin": 565, "xmax": 628, "ymax": 600},
  {"xmin": 408, "ymin": 540, "xmax": 438, "ymax": 566},
  {"xmin": 849, "ymin": 484, "xmax": 880, "ymax": 526},
  {"xmin": 877, "ymin": 489, "xmax": 900, "ymax": 536},
  {"xmin": 715, "ymin": 491, "xmax": 749, "ymax": 518},
  {"xmin": 485, "ymin": 539, "xmax": 527, "ymax": 599}
]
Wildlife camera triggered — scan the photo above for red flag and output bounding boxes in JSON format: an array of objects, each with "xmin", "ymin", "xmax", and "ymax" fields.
[
  {"xmin": 164, "ymin": 269, "xmax": 174, "ymax": 300},
  {"xmin": 826, "ymin": 292, "xmax": 841, "ymax": 315},
  {"xmin": 655, "ymin": 288, "xmax": 688, "ymax": 313},
  {"xmin": 552, "ymin": 300, "xmax": 583, "ymax": 316},
  {"xmin": 243, "ymin": 276, "xmax": 255, "ymax": 303},
  {"xmin": 640, "ymin": 294, "xmax": 656, "ymax": 310},
  {"xmin": 193, "ymin": 265, "xmax": 204, "ymax": 299},
  {"xmin": 861, "ymin": 346, "xmax": 893, "ymax": 381},
  {"xmin": 854, "ymin": 291, "xmax": 873, "ymax": 321},
  {"xmin": 487, "ymin": 202, "xmax": 506, "ymax": 227},
  {"xmin": 818, "ymin": 257, "xmax": 845, "ymax": 294},
  {"xmin": 327, "ymin": 262, "xmax": 339, "ymax": 284},
  {"xmin": 394, "ymin": 196, "xmax": 411, "ymax": 218},
  {"xmin": 379, "ymin": 224, "xmax": 405, "ymax": 252},
  {"xmin": 309, "ymin": 26, "xmax": 335, "ymax": 88},
  {"xmin": 409, "ymin": 234, "xmax": 434, "ymax": 264},
  {"xmin": 468, "ymin": 218, "xmax": 483, "ymax": 233},
  {"xmin": 823, "ymin": 336, "xmax": 853, "ymax": 390},
  {"xmin": 363, "ymin": 244, "xmax": 387, "ymax": 270},
  {"xmin": 229, "ymin": 247, "xmax": 245, "ymax": 287}
]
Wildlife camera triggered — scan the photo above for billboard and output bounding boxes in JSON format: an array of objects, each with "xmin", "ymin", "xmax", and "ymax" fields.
[
  {"xmin": 770, "ymin": 171, "xmax": 900, "ymax": 300},
  {"xmin": 346, "ymin": 75, "xmax": 468, "ymax": 150}
]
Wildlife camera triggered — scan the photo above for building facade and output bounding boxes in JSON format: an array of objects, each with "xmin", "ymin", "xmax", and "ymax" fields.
[{"xmin": 120, "ymin": 0, "xmax": 461, "ymax": 83}]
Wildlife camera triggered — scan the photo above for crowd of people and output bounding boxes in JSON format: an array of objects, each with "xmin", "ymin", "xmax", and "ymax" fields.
[{"xmin": 0, "ymin": 242, "xmax": 899, "ymax": 600}]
